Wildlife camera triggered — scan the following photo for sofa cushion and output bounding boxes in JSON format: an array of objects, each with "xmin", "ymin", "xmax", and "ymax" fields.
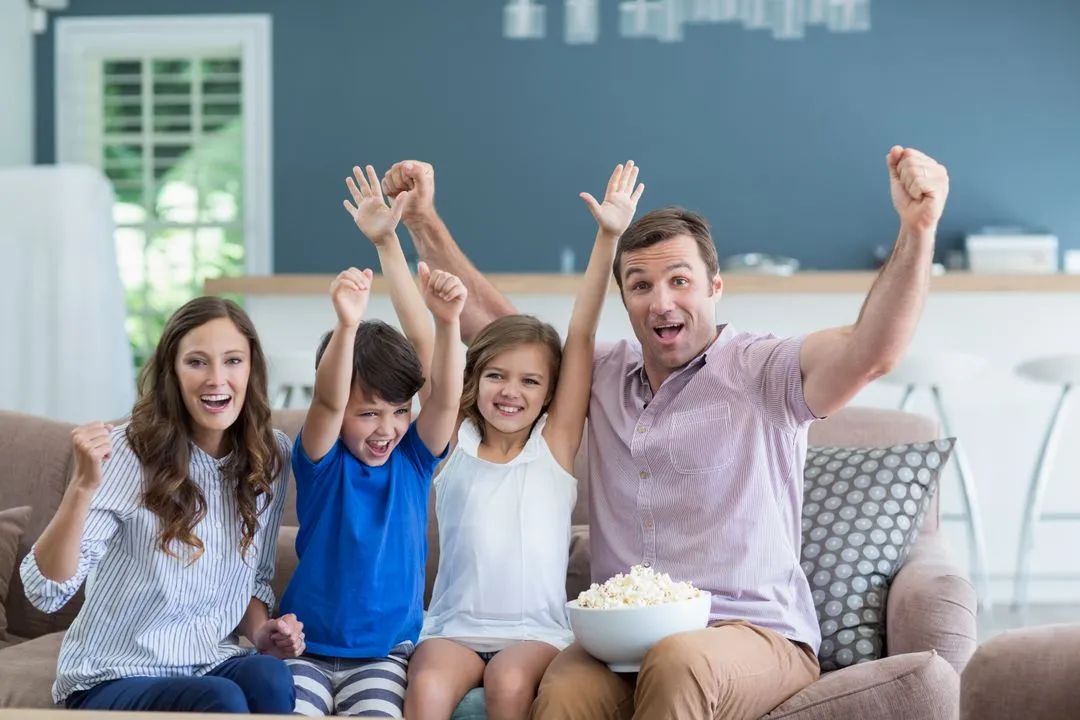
[
  {"xmin": 0, "ymin": 411, "xmax": 81, "ymax": 641},
  {"xmin": 272, "ymin": 525, "xmax": 299, "ymax": 612},
  {"xmin": 270, "ymin": 409, "xmax": 304, "ymax": 528},
  {"xmin": 0, "ymin": 506, "xmax": 32, "ymax": 641},
  {"xmin": 801, "ymin": 440, "xmax": 954, "ymax": 671},
  {"xmin": 452, "ymin": 687, "xmax": 487, "ymax": 720},
  {"xmin": 566, "ymin": 525, "xmax": 590, "ymax": 602},
  {"xmin": 0, "ymin": 630, "xmax": 63, "ymax": 708},
  {"xmin": 765, "ymin": 650, "xmax": 958, "ymax": 720},
  {"xmin": 0, "ymin": 634, "xmax": 25, "ymax": 650},
  {"xmin": 452, "ymin": 652, "xmax": 960, "ymax": 720}
]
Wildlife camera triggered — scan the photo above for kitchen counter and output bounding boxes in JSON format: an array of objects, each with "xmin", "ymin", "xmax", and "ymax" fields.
[{"xmin": 205, "ymin": 272, "xmax": 1080, "ymax": 296}]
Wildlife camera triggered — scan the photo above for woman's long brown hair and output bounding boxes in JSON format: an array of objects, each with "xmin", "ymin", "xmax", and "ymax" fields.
[{"xmin": 126, "ymin": 297, "xmax": 283, "ymax": 563}]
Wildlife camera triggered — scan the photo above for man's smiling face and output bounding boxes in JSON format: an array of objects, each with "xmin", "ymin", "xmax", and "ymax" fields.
[{"xmin": 620, "ymin": 234, "xmax": 723, "ymax": 382}]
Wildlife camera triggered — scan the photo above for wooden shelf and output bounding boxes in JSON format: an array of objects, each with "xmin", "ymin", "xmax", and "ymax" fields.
[{"xmin": 205, "ymin": 272, "xmax": 1080, "ymax": 296}]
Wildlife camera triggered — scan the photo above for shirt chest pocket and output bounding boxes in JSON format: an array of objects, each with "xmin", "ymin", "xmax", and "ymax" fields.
[{"xmin": 667, "ymin": 403, "xmax": 734, "ymax": 474}]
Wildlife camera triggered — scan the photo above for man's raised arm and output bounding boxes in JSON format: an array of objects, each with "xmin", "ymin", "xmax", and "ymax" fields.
[
  {"xmin": 382, "ymin": 160, "xmax": 517, "ymax": 343},
  {"xmin": 800, "ymin": 146, "xmax": 950, "ymax": 418}
]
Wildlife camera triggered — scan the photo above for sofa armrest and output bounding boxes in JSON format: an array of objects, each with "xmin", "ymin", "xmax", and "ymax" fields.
[
  {"xmin": 960, "ymin": 624, "xmax": 1080, "ymax": 720},
  {"xmin": 886, "ymin": 530, "xmax": 977, "ymax": 675}
]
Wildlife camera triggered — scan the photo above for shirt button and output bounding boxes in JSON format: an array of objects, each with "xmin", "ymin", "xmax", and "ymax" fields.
[
  {"xmin": 644, "ymin": 520, "xmax": 653, "ymax": 529},
  {"xmin": 639, "ymin": 471, "xmax": 649, "ymax": 479},
  {"xmin": 643, "ymin": 562, "xmax": 652, "ymax": 568},
  {"xmin": 637, "ymin": 425, "xmax": 646, "ymax": 434}
]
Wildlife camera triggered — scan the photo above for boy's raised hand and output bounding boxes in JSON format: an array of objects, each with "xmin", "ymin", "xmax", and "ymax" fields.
[
  {"xmin": 418, "ymin": 261, "xmax": 467, "ymax": 324},
  {"xmin": 343, "ymin": 164, "xmax": 410, "ymax": 245},
  {"xmin": 330, "ymin": 267, "xmax": 373, "ymax": 329},
  {"xmin": 579, "ymin": 160, "xmax": 645, "ymax": 238}
]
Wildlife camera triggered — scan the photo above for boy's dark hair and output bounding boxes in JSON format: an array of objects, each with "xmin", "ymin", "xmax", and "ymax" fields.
[{"xmin": 315, "ymin": 320, "xmax": 425, "ymax": 404}]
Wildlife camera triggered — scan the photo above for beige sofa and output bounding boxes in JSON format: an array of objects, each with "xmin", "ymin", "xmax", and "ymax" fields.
[
  {"xmin": 0, "ymin": 406, "xmax": 976, "ymax": 718},
  {"xmin": 960, "ymin": 623, "xmax": 1080, "ymax": 720}
]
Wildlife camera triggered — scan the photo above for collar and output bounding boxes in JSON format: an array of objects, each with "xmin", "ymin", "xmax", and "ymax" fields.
[{"xmin": 625, "ymin": 324, "xmax": 735, "ymax": 386}]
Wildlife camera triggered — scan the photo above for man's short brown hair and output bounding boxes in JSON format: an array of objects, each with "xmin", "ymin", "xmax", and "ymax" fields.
[
  {"xmin": 613, "ymin": 206, "xmax": 719, "ymax": 291},
  {"xmin": 315, "ymin": 320, "xmax": 424, "ymax": 404}
]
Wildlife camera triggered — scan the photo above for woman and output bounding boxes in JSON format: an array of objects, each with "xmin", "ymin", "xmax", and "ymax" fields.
[{"xmin": 21, "ymin": 297, "xmax": 304, "ymax": 713}]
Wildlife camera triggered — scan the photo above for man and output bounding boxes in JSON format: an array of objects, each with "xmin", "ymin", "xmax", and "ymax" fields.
[{"xmin": 382, "ymin": 147, "xmax": 949, "ymax": 719}]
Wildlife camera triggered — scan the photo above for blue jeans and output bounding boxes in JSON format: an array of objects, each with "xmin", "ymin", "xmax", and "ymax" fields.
[{"xmin": 66, "ymin": 654, "xmax": 295, "ymax": 714}]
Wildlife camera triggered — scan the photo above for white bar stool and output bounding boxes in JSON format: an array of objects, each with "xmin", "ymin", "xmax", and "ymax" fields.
[
  {"xmin": 268, "ymin": 351, "xmax": 315, "ymax": 410},
  {"xmin": 879, "ymin": 351, "xmax": 992, "ymax": 609},
  {"xmin": 1012, "ymin": 354, "xmax": 1080, "ymax": 613}
]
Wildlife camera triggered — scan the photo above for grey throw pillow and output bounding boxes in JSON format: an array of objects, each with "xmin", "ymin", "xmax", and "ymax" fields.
[
  {"xmin": 800, "ymin": 439, "xmax": 955, "ymax": 671},
  {"xmin": 0, "ymin": 506, "xmax": 33, "ymax": 641}
]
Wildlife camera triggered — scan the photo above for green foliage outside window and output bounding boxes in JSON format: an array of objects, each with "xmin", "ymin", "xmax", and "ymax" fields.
[{"xmin": 103, "ymin": 57, "xmax": 246, "ymax": 368}]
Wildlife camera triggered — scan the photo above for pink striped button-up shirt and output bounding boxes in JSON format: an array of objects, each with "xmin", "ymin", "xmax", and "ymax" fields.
[{"xmin": 588, "ymin": 324, "xmax": 821, "ymax": 651}]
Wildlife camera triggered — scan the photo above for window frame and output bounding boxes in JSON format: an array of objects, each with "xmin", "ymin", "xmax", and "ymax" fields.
[{"xmin": 55, "ymin": 14, "xmax": 273, "ymax": 276}]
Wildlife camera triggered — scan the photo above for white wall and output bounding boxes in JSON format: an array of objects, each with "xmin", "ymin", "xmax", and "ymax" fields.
[{"xmin": 0, "ymin": 0, "xmax": 34, "ymax": 167}]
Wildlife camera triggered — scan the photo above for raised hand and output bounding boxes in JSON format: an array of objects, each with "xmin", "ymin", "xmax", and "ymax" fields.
[
  {"xmin": 330, "ymin": 267, "xmax": 373, "ymax": 329},
  {"xmin": 381, "ymin": 160, "xmax": 435, "ymax": 223},
  {"xmin": 254, "ymin": 613, "xmax": 305, "ymax": 659},
  {"xmin": 418, "ymin": 261, "xmax": 467, "ymax": 324},
  {"xmin": 579, "ymin": 160, "xmax": 646, "ymax": 238},
  {"xmin": 71, "ymin": 422, "xmax": 114, "ymax": 491},
  {"xmin": 887, "ymin": 147, "xmax": 949, "ymax": 236},
  {"xmin": 343, "ymin": 164, "xmax": 410, "ymax": 244}
]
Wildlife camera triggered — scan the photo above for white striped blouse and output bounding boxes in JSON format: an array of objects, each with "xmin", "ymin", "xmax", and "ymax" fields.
[{"xmin": 20, "ymin": 425, "xmax": 291, "ymax": 704}]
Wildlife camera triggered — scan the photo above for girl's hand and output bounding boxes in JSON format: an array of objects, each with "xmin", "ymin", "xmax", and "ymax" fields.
[
  {"xmin": 254, "ymin": 613, "xmax": 305, "ymax": 659},
  {"xmin": 330, "ymin": 267, "xmax": 373, "ymax": 329},
  {"xmin": 70, "ymin": 422, "xmax": 114, "ymax": 492},
  {"xmin": 343, "ymin": 164, "xmax": 411, "ymax": 245},
  {"xmin": 579, "ymin": 160, "xmax": 645, "ymax": 238},
  {"xmin": 419, "ymin": 262, "xmax": 467, "ymax": 324}
]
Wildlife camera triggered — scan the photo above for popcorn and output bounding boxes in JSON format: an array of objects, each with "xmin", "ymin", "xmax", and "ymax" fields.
[{"xmin": 576, "ymin": 565, "xmax": 703, "ymax": 609}]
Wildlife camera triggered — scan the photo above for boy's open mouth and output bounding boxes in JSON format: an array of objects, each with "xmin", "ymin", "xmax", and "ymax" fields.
[{"xmin": 366, "ymin": 438, "xmax": 392, "ymax": 456}]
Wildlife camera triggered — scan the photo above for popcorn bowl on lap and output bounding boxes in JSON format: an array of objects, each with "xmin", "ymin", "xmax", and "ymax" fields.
[{"xmin": 566, "ymin": 565, "xmax": 712, "ymax": 672}]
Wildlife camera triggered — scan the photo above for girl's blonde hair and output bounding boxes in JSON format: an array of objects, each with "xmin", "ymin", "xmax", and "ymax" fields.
[{"xmin": 462, "ymin": 315, "xmax": 563, "ymax": 441}]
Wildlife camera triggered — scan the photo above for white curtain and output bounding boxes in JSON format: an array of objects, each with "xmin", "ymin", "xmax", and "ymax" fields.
[{"xmin": 0, "ymin": 165, "xmax": 135, "ymax": 423}]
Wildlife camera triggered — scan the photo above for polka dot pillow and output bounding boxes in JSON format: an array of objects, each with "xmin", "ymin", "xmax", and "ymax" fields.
[{"xmin": 801, "ymin": 439, "xmax": 955, "ymax": 671}]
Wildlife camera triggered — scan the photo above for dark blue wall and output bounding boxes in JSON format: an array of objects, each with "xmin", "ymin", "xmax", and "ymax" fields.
[{"xmin": 35, "ymin": 0, "xmax": 1080, "ymax": 271}]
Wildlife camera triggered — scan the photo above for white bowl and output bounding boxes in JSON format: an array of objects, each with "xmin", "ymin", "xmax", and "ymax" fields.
[{"xmin": 566, "ymin": 592, "xmax": 712, "ymax": 672}]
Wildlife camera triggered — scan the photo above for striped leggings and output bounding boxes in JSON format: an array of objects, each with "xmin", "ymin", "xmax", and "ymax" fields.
[{"xmin": 285, "ymin": 644, "xmax": 411, "ymax": 717}]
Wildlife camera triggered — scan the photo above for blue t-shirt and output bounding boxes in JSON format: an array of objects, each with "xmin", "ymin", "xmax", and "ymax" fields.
[{"xmin": 279, "ymin": 422, "xmax": 444, "ymax": 658}]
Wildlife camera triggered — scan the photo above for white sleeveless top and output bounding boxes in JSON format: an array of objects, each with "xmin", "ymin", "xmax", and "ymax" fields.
[{"xmin": 420, "ymin": 415, "xmax": 577, "ymax": 652}]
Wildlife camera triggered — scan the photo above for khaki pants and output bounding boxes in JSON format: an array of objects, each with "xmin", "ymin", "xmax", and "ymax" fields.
[{"xmin": 531, "ymin": 620, "xmax": 819, "ymax": 720}]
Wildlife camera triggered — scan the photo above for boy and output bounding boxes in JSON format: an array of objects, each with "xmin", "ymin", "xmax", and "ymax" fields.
[{"xmin": 280, "ymin": 164, "xmax": 466, "ymax": 717}]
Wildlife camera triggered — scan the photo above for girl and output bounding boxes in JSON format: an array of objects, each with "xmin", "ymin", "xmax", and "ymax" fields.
[
  {"xmin": 21, "ymin": 297, "xmax": 304, "ymax": 713},
  {"xmin": 405, "ymin": 162, "xmax": 645, "ymax": 720}
]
